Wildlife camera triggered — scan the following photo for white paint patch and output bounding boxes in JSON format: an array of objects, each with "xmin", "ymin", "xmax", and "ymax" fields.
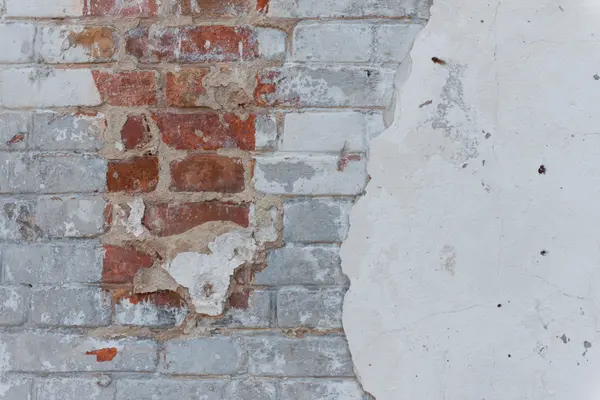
[
  {"xmin": 5, "ymin": 0, "xmax": 83, "ymax": 17},
  {"xmin": 342, "ymin": 1, "xmax": 600, "ymax": 399},
  {"xmin": 0, "ymin": 68, "xmax": 101, "ymax": 108},
  {"xmin": 114, "ymin": 198, "xmax": 146, "ymax": 238}
]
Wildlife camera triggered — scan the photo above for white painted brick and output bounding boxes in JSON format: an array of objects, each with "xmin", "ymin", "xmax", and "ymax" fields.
[
  {"xmin": 277, "ymin": 287, "xmax": 345, "ymax": 329},
  {"xmin": 31, "ymin": 287, "xmax": 111, "ymax": 327},
  {"xmin": 293, "ymin": 22, "xmax": 372, "ymax": 62},
  {"xmin": 268, "ymin": 0, "xmax": 430, "ymax": 18},
  {"xmin": 35, "ymin": 195, "xmax": 106, "ymax": 238},
  {"xmin": 281, "ymin": 380, "xmax": 368, "ymax": 400},
  {"xmin": 284, "ymin": 198, "xmax": 353, "ymax": 243},
  {"xmin": 0, "ymin": 24, "xmax": 36, "ymax": 63},
  {"xmin": 256, "ymin": 28, "xmax": 287, "ymax": 61},
  {"xmin": 255, "ymin": 114, "xmax": 278, "ymax": 150},
  {"xmin": 34, "ymin": 378, "xmax": 115, "ymax": 400},
  {"xmin": 32, "ymin": 111, "xmax": 105, "ymax": 151},
  {"xmin": 0, "ymin": 112, "xmax": 32, "ymax": 150},
  {"xmin": 375, "ymin": 23, "xmax": 423, "ymax": 62},
  {"xmin": 6, "ymin": 0, "xmax": 83, "ymax": 17},
  {"xmin": 258, "ymin": 66, "xmax": 395, "ymax": 107},
  {"xmin": 0, "ymin": 377, "xmax": 32, "ymax": 400},
  {"xmin": 281, "ymin": 111, "xmax": 385, "ymax": 152},
  {"xmin": 161, "ymin": 337, "xmax": 245, "ymax": 375},
  {"xmin": 0, "ymin": 286, "xmax": 29, "ymax": 326},
  {"xmin": 35, "ymin": 25, "xmax": 116, "ymax": 64},
  {"xmin": 0, "ymin": 68, "xmax": 101, "ymax": 108},
  {"xmin": 254, "ymin": 153, "xmax": 367, "ymax": 195}
]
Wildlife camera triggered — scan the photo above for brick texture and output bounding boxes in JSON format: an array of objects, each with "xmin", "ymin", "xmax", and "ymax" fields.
[{"xmin": 0, "ymin": 0, "xmax": 427, "ymax": 397}]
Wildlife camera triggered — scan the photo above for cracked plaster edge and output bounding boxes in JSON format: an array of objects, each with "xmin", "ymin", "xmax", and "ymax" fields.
[{"xmin": 340, "ymin": 6, "xmax": 435, "ymax": 399}]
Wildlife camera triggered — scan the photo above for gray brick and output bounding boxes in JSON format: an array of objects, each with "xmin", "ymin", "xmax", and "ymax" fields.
[
  {"xmin": 36, "ymin": 196, "xmax": 106, "ymax": 238},
  {"xmin": 31, "ymin": 287, "xmax": 111, "ymax": 327},
  {"xmin": 258, "ymin": 66, "xmax": 395, "ymax": 107},
  {"xmin": 116, "ymin": 378, "xmax": 276, "ymax": 400},
  {"xmin": 277, "ymin": 288, "xmax": 344, "ymax": 329},
  {"xmin": 0, "ymin": 286, "xmax": 29, "ymax": 326},
  {"xmin": 256, "ymin": 245, "xmax": 349, "ymax": 286},
  {"xmin": 0, "ymin": 377, "xmax": 32, "ymax": 400},
  {"xmin": 267, "ymin": 0, "xmax": 431, "ymax": 19},
  {"xmin": 197, "ymin": 291, "xmax": 272, "ymax": 328},
  {"xmin": 0, "ymin": 153, "xmax": 106, "ymax": 194},
  {"xmin": 115, "ymin": 295, "xmax": 189, "ymax": 328},
  {"xmin": 284, "ymin": 199, "xmax": 353, "ymax": 243},
  {"xmin": 293, "ymin": 22, "xmax": 372, "ymax": 62},
  {"xmin": 255, "ymin": 114, "xmax": 278, "ymax": 150},
  {"xmin": 0, "ymin": 332, "xmax": 158, "ymax": 372},
  {"xmin": 0, "ymin": 112, "xmax": 32, "ymax": 150},
  {"xmin": 374, "ymin": 23, "xmax": 422, "ymax": 63},
  {"xmin": 247, "ymin": 336, "xmax": 354, "ymax": 376},
  {"xmin": 3, "ymin": 242, "xmax": 102, "ymax": 283},
  {"xmin": 161, "ymin": 337, "xmax": 244, "ymax": 375},
  {"xmin": 281, "ymin": 380, "xmax": 368, "ymax": 400},
  {"xmin": 0, "ymin": 199, "xmax": 36, "ymax": 241},
  {"xmin": 254, "ymin": 154, "xmax": 367, "ymax": 195},
  {"xmin": 0, "ymin": 23, "xmax": 35, "ymax": 63},
  {"xmin": 32, "ymin": 112, "xmax": 105, "ymax": 151},
  {"xmin": 33, "ymin": 378, "xmax": 115, "ymax": 400}
]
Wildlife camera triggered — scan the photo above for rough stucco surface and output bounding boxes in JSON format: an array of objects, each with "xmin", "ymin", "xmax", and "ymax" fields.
[{"xmin": 342, "ymin": 1, "xmax": 600, "ymax": 399}]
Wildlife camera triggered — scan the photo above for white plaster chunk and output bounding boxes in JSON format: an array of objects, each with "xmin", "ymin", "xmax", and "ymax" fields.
[
  {"xmin": 114, "ymin": 198, "xmax": 146, "ymax": 238},
  {"xmin": 167, "ymin": 230, "xmax": 257, "ymax": 316},
  {"xmin": 342, "ymin": 1, "xmax": 600, "ymax": 400}
]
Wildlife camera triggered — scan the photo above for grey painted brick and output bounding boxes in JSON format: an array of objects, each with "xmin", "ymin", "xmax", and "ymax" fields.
[
  {"xmin": 32, "ymin": 112, "xmax": 105, "ymax": 151},
  {"xmin": 267, "ymin": 0, "xmax": 431, "ymax": 19},
  {"xmin": 36, "ymin": 196, "xmax": 106, "ymax": 238},
  {"xmin": 254, "ymin": 154, "xmax": 367, "ymax": 195},
  {"xmin": 33, "ymin": 378, "xmax": 115, "ymax": 400},
  {"xmin": 281, "ymin": 380, "xmax": 368, "ymax": 400},
  {"xmin": 0, "ymin": 286, "xmax": 29, "ymax": 326},
  {"xmin": 3, "ymin": 242, "xmax": 102, "ymax": 283},
  {"xmin": 256, "ymin": 28, "xmax": 287, "ymax": 61},
  {"xmin": 197, "ymin": 291, "xmax": 272, "ymax": 328},
  {"xmin": 277, "ymin": 288, "xmax": 345, "ymax": 329},
  {"xmin": 255, "ymin": 114, "xmax": 278, "ymax": 150},
  {"xmin": 284, "ymin": 198, "xmax": 353, "ymax": 243},
  {"xmin": 162, "ymin": 337, "xmax": 244, "ymax": 375},
  {"xmin": 375, "ymin": 23, "xmax": 423, "ymax": 63},
  {"xmin": 259, "ymin": 66, "xmax": 395, "ymax": 107},
  {"xmin": 0, "ymin": 377, "xmax": 32, "ymax": 400},
  {"xmin": 0, "ymin": 198, "xmax": 36, "ymax": 241},
  {"xmin": 0, "ymin": 112, "xmax": 32, "ymax": 150},
  {"xmin": 293, "ymin": 22, "xmax": 372, "ymax": 62},
  {"xmin": 0, "ymin": 153, "xmax": 106, "ymax": 194},
  {"xmin": 116, "ymin": 379, "xmax": 277, "ymax": 400},
  {"xmin": 247, "ymin": 336, "xmax": 355, "ymax": 376},
  {"xmin": 115, "ymin": 295, "xmax": 189, "ymax": 328},
  {"xmin": 281, "ymin": 111, "xmax": 384, "ymax": 153},
  {"xmin": 31, "ymin": 287, "xmax": 111, "ymax": 327},
  {"xmin": 256, "ymin": 245, "xmax": 349, "ymax": 286},
  {"xmin": 0, "ymin": 23, "xmax": 35, "ymax": 63},
  {"xmin": 0, "ymin": 332, "xmax": 158, "ymax": 372}
]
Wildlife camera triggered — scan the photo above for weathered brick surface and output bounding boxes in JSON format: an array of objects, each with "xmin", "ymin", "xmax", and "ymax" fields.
[{"xmin": 0, "ymin": 0, "xmax": 426, "ymax": 397}]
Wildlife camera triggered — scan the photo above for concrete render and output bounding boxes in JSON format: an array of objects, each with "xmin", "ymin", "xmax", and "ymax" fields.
[{"xmin": 342, "ymin": 0, "xmax": 600, "ymax": 399}]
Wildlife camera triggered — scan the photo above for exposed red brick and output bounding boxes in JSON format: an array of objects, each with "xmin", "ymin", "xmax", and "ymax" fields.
[
  {"xmin": 254, "ymin": 70, "xmax": 280, "ymax": 106},
  {"xmin": 92, "ymin": 71, "xmax": 157, "ymax": 106},
  {"xmin": 228, "ymin": 289, "xmax": 251, "ymax": 309},
  {"xmin": 67, "ymin": 27, "xmax": 116, "ymax": 60},
  {"xmin": 178, "ymin": 0, "xmax": 253, "ymax": 16},
  {"xmin": 143, "ymin": 202, "xmax": 249, "ymax": 237},
  {"xmin": 257, "ymin": 0, "xmax": 269, "ymax": 12},
  {"xmin": 86, "ymin": 348, "xmax": 117, "ymax": 362},
  {"xmin": 103, "ymin": 245, "xmax": 155, "ymax": 284},
  {"xmin": 170, "ymin": 154, "xmax": 245, "ymax": 193},
  {"xmin": 117, "ymin": 290, "xmax": 186, "ymax": 308},
  {"xmin": 121, "ymin": 115, "xmax": 152, "ymax": 150},
  {"xmin": 84, "ymin": 0, "xmax": 158, "ymax": 16},
  {"xmin": 165, "ymin": 69, "xmax": 208, "ymax": 107},
  {"xmin": 126, "ymin": 26, "xmax": 258, "ymax": 63},
  {"xmin": 107, "ymin": 156, "xmax": 159, "ymax": 193},
  {"xmin": 154, "ymin": 112, "xmax": 255, "ymax": 151},
  {"xmin": 6, "ymin": 133, "xmax": 25, "ymax": 146}
]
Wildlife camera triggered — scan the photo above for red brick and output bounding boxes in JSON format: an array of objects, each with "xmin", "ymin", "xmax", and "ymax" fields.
[
  {"xmin": 84, "ymin": 0, "xmax": 158, "ymax": 16},
  {"xmin": 126, "ymin": 26, "xmax": 258, "ymax": 63},
  {"xmin": 254, "ymin": 70, "xmax": 280, "ymax": 106},
  {"xmin": 154, "ymin": 112, "xmax": 255, "ymax": 151},
  {"xmin": 178, "ymin": 0, "xmax": 253, "ymax": 16},
  {"xmin": 121, "ymin": 115, "xmax": 152, "ymax": 150},
  {"xmin": 170, "ymin": 154, "xmax": 245, "ymax": 193},
  {"xmin": 117, "ymin": 290, "xmax": 186, "ymax": 308},
  {"xmin": 257, "ymin": 0, "xmax": 269, "ymax": 12},
  {"xmin": 103, "ymin": 245, "xmax": 156, "ymax": 284},
  {"xmin": 86, "ymin": 348, "xmax": 118, "ymax": 362},
  {"xmin": 92, "ymin": 71, "xmax": 157, "ymax": 106},
  {"xmin": 165, "ymin": 69, "xmax": 208, "ymax": 107},
  {"xmin": 107, "ymin": 156, "xmax": 159, "ymax": 193},
  {"xmin": 143, "ymin": 202, "xmax": 249, "ymax": 237}
]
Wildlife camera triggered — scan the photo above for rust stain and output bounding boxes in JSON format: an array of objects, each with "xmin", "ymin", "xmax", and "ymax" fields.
[
  {"xmin": 68, "ymin": 28, "xmax": 115, "ymax": 59},
  {"xmin": 86, "ymin": 347, "xmax": 118, "ymax": 362}
]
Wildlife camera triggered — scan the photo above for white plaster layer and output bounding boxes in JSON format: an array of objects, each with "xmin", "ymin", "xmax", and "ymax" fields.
[{"xmin": 342, "ymin": 1, "xmax": 600, "ymax": 399}]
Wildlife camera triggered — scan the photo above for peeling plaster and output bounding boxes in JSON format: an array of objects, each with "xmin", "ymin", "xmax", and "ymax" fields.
[{"xmin": 342, "ymin": 1, "xmax": 600, "ymax": 399}]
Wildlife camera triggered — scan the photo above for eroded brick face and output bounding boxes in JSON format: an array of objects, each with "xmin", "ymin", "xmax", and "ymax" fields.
[{"xmin": 0, "ymin": 0, "xmax": 427, "ymax": 397}]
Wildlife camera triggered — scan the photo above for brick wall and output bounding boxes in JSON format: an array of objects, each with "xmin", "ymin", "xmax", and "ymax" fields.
[{"xmin": 0, "ymin": 0, "xmax": 428, "ymax": 398}]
